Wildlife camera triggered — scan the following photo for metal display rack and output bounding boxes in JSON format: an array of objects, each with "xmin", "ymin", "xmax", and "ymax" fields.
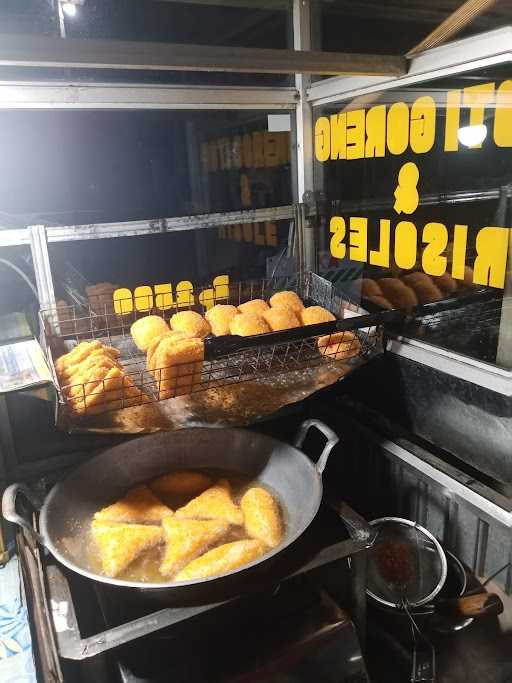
[{"xmin": 40, "ymin": 271, "xmax": 383, "ymax": 418}]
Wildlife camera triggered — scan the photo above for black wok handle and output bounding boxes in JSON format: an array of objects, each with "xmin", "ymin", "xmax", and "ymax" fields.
[
  {"xmin": 294, "ymin": 419, "xmax": 339, "ymax": 475},
  {"xmin": 2, "ymin": 483, "xmax": 44, "ymax": 546}
]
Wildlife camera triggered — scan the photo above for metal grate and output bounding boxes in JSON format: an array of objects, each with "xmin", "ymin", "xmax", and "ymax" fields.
[{"xmin": 40, "ymin": 272, "xmax": 383, "ymax": 418}]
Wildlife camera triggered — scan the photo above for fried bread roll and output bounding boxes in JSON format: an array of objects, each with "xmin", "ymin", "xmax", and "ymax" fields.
[
  {"xmin": 237, "ymin": 299, "xmax": 269, "ymax": 316},
  {"xmin": 367, "ymin": 295, "xmax": 393, "ymax": 309},
  {"xmin": 241, "ymin": 487, "xmax": 282, "ymax": 548},
  {"xmin": 150, "ymin": 336, "xmax": 204, "ymax": 400},
  {"xmin": 94, "ymin": 485, "xmax": 172, "ymax": 524},
  {"xmin": 175, "ymin": 479, "xmax": 244, "ymax": 526},
  {"xmin": 146, "ymin": 330, "xmax": 192, "ymax": 372},
  {"xmin": 91, "ymin": 519, "xmax": 163, "ymax": 578},
  {"xmin": 175, "ymin": 539, "xmax": 267, "ymax": 581},
  {"xmin": 205, "ymin": 304, "xmax": 239, "ymax": 336},
  {"xmin": 300, "ymin": 305, "xmax": 336, "ymax": 326},
  {"xmin": 402, "ymin": 273, "xmax": 442, "ymax": 304},
  {"xmin": 160, "ymin": 517, "xmax": 229, "ymax": 577},
  {"xmin": 263, "ymin": 307, "xmax": 300, "ymax": 332},
  {"xmin": 269, "ymin": 291, "xmax": 304, "ymax": 314},
  {"xmin": 434, "ymin": 273, "xmax": 457, "ymax": 296},
  {"xmin": 378, "ymin": 278, "xmax": 418, "ymax": 310},
  {"xmin": 229, "ymin": 312, "xmax": 270, "ymax": 336},
  {"xmin": 170, "ymin": 310, "xmax": 211, "ymax": 339},
  {"xmin": 150, "ymin": 471, "xmax": 212, "ymax": 498},
  {"xmin": 131, "ymin": 316, "xmax": 169, "ymax": 352},
  {"xmin": 318, "ymin": 330, "xmax": 361, "ymax": 360},
  {"xmin": 361, "ymin": 278, "xmax": 382, "ymax": 298}
]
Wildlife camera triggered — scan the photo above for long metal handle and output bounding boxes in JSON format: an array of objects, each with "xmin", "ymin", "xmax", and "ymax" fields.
[
  {"xmin": 294, "ymin": 419, "xmax": 339, "ymax": 475},
  {"xmin": 2, "ymin": 483, "xmax": 44, "ymax": 546}
]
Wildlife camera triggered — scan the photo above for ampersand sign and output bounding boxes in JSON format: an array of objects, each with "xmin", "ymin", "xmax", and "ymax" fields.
[{"xmin": 393, "ymin": 162, "xmax": 420, "ymax": 215}]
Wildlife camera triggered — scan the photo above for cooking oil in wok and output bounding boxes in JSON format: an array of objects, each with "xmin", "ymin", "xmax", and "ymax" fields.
[{"xmin": 85, "ymin": 469, "xmax": 285, "ymax": 584}]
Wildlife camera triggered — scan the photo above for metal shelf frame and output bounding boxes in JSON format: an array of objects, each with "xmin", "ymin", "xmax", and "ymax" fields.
[{"xmin": 0, "ymin": 8, "xmax": 510, "ymax": 389}]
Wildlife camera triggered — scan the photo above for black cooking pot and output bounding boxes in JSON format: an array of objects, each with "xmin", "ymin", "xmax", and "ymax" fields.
[{"xmin": 3, "ymin": 421, "xmax": 343, "ymax": 603}]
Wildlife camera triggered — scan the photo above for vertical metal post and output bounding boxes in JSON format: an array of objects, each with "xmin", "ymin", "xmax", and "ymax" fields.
[
  {"xmin": 56, "ymin": 0, "xmax": 67, "ymax": 38},
  {"xmin": 29, "ymin": 225, "xmax": 57, "ymax": 310},
  {"xmin": 496, "ymin": 185, "xmax": 512, "ymax": 368},
  {"xmin": 293, "ymin": 0, "xmax": 316, "ymax": 271}
]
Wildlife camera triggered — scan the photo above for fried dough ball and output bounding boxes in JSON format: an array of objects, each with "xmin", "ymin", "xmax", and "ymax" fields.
[
  {"xmin": 263, "ymin": 307, "xmax": 301, "ymax": 331},
  {"xmin": 434, "ymin": 273, "xmax": 457, "ymax": 296},
  {"xmin": 378, "ymin": 278, "xmax": 418, "ymax": 310},
  {"xmin": 367, "ymin": 295, "xmax": 393, "ymax": 310},
  {"xmin": 269, "ymin": 291, "xmax": 304, "ymax": 314},
  {"xmin": 237, "ymin": 299, "xmax": 269, "ymax": 316},
  {"xmin": 402, "ymin": 273, "xmax": 443, "ymax": 304},
  {"xmin": 300, "ymin": 306, "xmax": 336, "ymax": 326},
  {"xmin": 361, "ymin": 278, "xmax": 382, "ymax": 298},
  {"xmin": 229, "ymin": 312, "xmax": 271, "ymax": 336},
  {"xmin": 205, "ymin": 304, "xmax": 239, "ymax": 336},
  {"xmin": 170, "ymin": 311, "xmax": 211, "ymax": 339},
  {"xmin": 130, "ymin": 316, "xmax": 169, "ymax": 352}
]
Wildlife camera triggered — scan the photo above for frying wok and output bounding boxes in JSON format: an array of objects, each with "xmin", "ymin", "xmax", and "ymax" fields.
[{"xmin": 3, "ymin": 420, "xmax": 339, "ymax": 602}]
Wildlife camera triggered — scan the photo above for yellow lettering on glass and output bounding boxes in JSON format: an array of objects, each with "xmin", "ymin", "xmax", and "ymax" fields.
[
  {"xmin": 134, "ymin": 286, "xmax": 154, "ymax": 312},
  {"xmin": 463, "ymin": 83, "xmax": 495, "ymax": 147},
  {"xmin": 394, "ymin": 221, "xmax": 417, "ymax": 269},
  {"xmin": 346, "ymin": 110, "xmax": 365, "ymax": 160},
  {"xmin": 451, "ymin": 224, "xmax": 468, "ymax": 281},
  {"xmin": 365, "ymin": 105, "xmax": 386, "ymax": 158},
  {"xmin": 330, "ymin": 112, "xmax": 346, "ymax": 160},
  {"xmin": 422, "ymin": 222, "xmax": 448, "ymax": 276},
  {"xmin": 176, "ymin": 281, "xmax": 194, "ymax": 308},
  {"xmin": 330, "ymin": 216, "xmax": 346, "ymax": 259},
  {"xmin": 494, "ymin": 80, "xmax": 512, "ymax": 147},
  {"xmin": 314, "ymin": 117, "xmax": 330, "ymax": 162},
  {"xmin": 369, "ymin": 219, "xmax": 390, "ymax": 267},
  {"xmin": 154, "ymin": 283, "xmax": 174, "ymax": 311},
  {"xmin": 473, "ymin": 227, "xmax": 510, "ymax": 288},
  {"xmin": 410, "ymin": 96, "xmax": 436, "ymax": 154},
  {"xmin": 349, "ymin": 217, "xmax": 368, "ymax": 261},
  {"xmin": 113, "ymin": 287, "xmax": 133, "ymax": 315},
  {"xmin": 444, "ymin": 90, "xmax": 461, "ymax": 151},
  {"xmin": 387, "ymin": 102, "xmax": 409, "ymax": 155}
]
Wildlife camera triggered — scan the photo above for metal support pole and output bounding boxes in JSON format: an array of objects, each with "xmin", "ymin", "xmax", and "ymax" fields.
[
  {"xmin": 29, "ymin": 225, "xmax": 57, "ymax": 310},
  {"xmin": 496, "ymin": 185, "xmax": 512, "ymax": 369},
  {"xmin": 293, "ymin": 0, "xmax": 316, "ymax": 271}
]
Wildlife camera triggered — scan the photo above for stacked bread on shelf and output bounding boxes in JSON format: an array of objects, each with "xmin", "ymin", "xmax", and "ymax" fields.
[
  {"xmin": 359, "ymin": 266, "xmax": 474, "ymax": 311},
  {"xmin": 55, "ymin": 340, "xmax": 150, "ymax": 415}
]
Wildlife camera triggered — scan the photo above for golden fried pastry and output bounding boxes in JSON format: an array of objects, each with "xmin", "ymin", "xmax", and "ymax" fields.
[
  {"xmin": 146, "ymin": 330, "xmax": 192, "ymax": 372},
  {"xmin": 269, "ymin": 291, "xmax": 304, "ymax": 314},
  {"xmin": 434, "ymin": 273, "xmax": 457, "ymax": 296},
  {"xmin": 170, "ymin": 311, "xmax": 211, "ymax": 339},
  {"xmin": 60, "ymin": 348, "xmax": 121, "ymax": 384},
  {"xmin": 241, "ymin": 487, "xmax": 282, "ymax": 548},
  {"xmin": 237, "ymin": 299, "xmax": 269, "ymax": 316},
  {"xmin": 205, "ymin": 304, "xmax": 239, "ymax": 336},
  {"xmin": 175, "ymin": 479, "xmax": 244, "ymax": 526},
  {"xmin": 318, "ymin": 330, "xmax": 361, "ymax": 360},
  {"xmin": 263, "ymin": 307, "xmax": 300, "ymax": 332},
  {"xmin": 94, "ymin": 485, "xmax": 172, "ymax": 524},
  {"xmin": 368, "ymin": 295, "xmax": 393, "ymax": 309},
  {"xmin": 91, "ymin": 519, "xmax": 163, "ymax": 578},
  {"xmin": 175, "ymin": 539, "xmax": 267, "ymax": 581},
  {"xmin": 150, "ymin": 336, "xmax": 204, "ymax": 400},
  {"xmin": 378, "ymin": 278, "xmax": 418, "ymax": 310},
  {"xmin": 160, "ymin": 517, "xmax": 229, "ymax": 577},
  {"xmin": 402, "ymin": 273, "xmax": 442, "ymax": 304},
  {"xmin": 130, "ymin": 316, "xmax": 169, "ymax": 352},
  {"xmin": 229, "ymin": 312, "xmax": 270, "ymax": 336},
  {"xmin": 67, "ymin": 366, "xmax": 150, "ymax": 415},
  {"xmin": 55, "ymin": 340, "xmax": 103, "ymax": 375},
  {"xmin": 300, "ymin": 306, "xmax": 336, "ymax": 326},
  {"xmin": 149, "ymin": 471, "xmax": 212, "ymax": 498},
  {"xmin": 361, "ymin": 278, "xmax": 382, "ymax": 298}
]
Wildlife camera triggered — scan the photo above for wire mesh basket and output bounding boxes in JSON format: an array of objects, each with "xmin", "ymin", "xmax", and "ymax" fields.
[{"xmin": 40, "ymin": 271, "xmax": 387, "ymax": 419}]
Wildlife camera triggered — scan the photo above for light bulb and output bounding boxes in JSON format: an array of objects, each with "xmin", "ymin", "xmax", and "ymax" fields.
[
  {"xmin": 457, "ymin": 124, "xmax": 487, "ymax": 148},
  {"xmin": 62, "ymin": 2, "xmax": 77, "ymax": 17}
]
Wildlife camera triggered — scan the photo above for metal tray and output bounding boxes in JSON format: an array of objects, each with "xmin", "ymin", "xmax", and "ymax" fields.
[{"xmin": 39, "ymin": 272, "xmax": 393, "ymax": 419}]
